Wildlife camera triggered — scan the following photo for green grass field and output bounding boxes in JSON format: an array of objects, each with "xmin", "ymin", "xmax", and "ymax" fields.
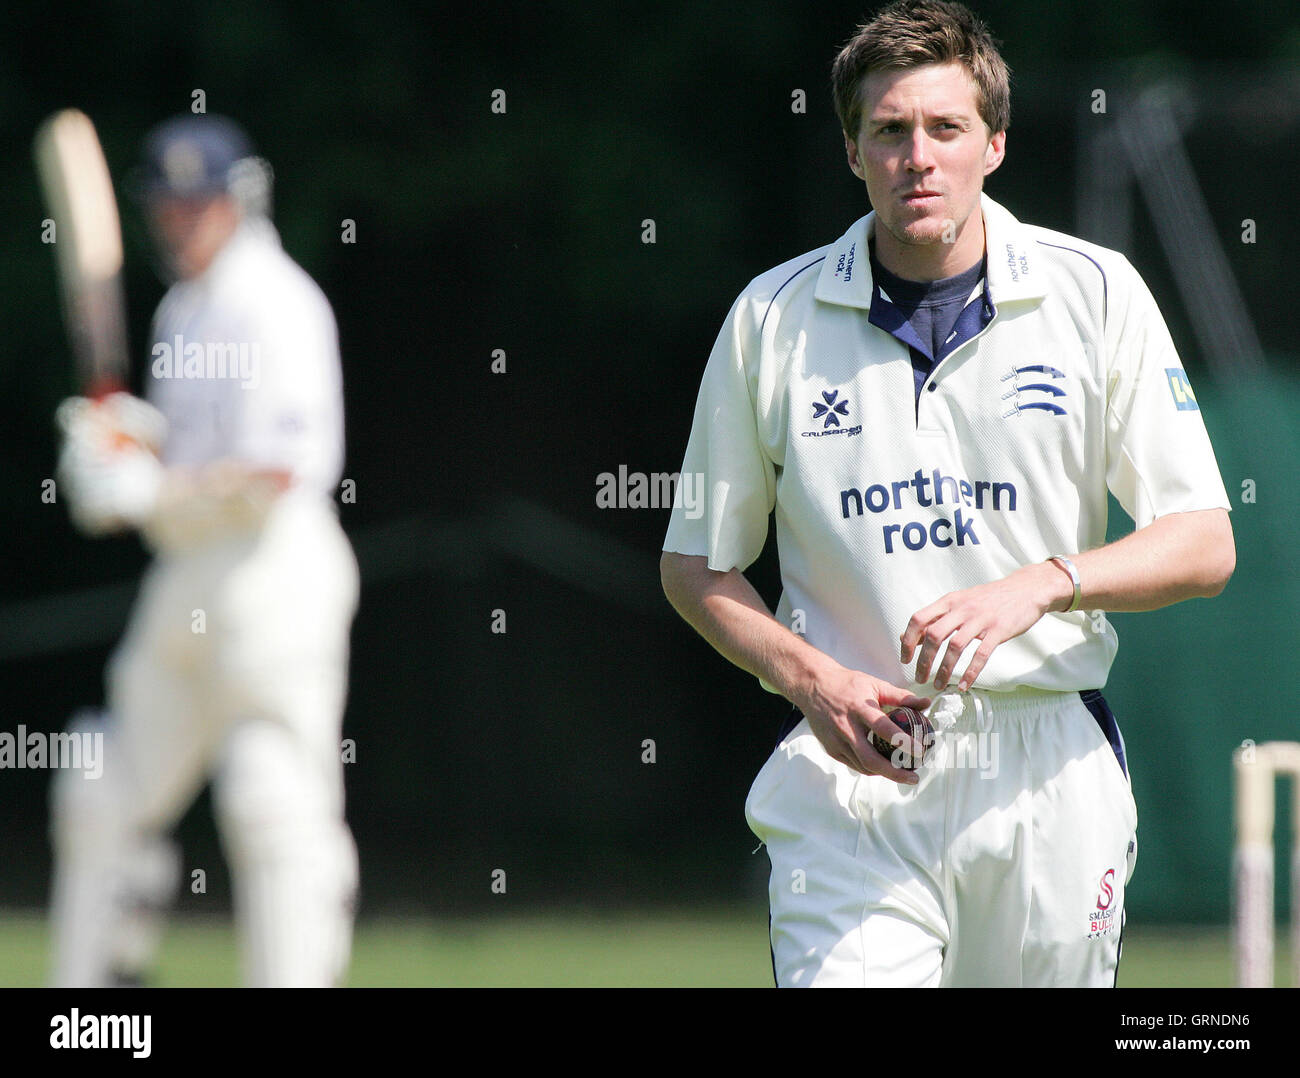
[{"xmin": 0, "ymin": 909, "xmax": 1289, "ymax": 987}]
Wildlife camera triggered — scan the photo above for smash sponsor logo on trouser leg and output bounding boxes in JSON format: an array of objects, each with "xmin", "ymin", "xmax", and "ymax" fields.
[{"xmin": 1088, "ymin": 867, "xmax": 1120, "ymax": 939}]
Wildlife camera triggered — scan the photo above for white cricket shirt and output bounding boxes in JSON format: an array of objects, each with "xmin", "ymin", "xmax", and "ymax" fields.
[
  {"xmin": 663, "ymin": 195, "xmax": 1230, "ymax": 693},
  {"xmin": 147, "ymin": 219, "xmax": 345, "ymax": 502}
]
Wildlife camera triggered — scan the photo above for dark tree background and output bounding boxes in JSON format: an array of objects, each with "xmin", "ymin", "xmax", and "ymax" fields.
[{"xmin": 1, "ymin": 1, "xmax": 1296, "ymax": 920}]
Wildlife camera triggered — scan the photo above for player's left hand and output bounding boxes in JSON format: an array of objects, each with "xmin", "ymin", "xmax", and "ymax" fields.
[{"xmin": 900, "ymin": 562, "xmax": 1074, "ymax": 691}]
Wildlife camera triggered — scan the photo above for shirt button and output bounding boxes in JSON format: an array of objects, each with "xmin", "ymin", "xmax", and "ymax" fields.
[{"xmin": 927, "ymin": 383, "xmax": 938, "ymax": 392}]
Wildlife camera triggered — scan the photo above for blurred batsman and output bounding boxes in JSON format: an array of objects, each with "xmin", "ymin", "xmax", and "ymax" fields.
[{"xmin": 49, "ymin": 115, "xmax": 359, "ymax": 986}]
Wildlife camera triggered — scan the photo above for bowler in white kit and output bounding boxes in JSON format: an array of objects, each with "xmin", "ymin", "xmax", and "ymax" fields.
[
  {"xmin": 50, "ymin": 115, "xmax": 359, "ymax": 987},
  {"xmin": 661, "ymin": 0, "xmax": 1235, "ymax": 987}
]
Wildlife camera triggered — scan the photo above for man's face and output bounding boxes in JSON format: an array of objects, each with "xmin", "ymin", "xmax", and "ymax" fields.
[
  {"xmin": 147, "ymin": 192, "xmax": 240, "ymax": 280},
  {"xmin": 844, "ymin": 62, "xmax": 1005, "ymax": 275}
]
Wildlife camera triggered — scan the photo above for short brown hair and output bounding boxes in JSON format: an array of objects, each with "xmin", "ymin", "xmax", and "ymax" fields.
[{"xmin": 832, "ymin": 1, "xmax": 1011, "ymax": 139}]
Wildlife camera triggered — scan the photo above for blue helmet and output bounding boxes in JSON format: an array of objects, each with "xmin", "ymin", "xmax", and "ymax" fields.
[{"xmin": 134, "ymin": 114, "xmax": 271, "ymax": 215}]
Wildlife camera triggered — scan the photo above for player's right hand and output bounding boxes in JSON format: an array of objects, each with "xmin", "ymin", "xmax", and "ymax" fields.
[
  {"xmin": 57, "ymin": 392, "xmax": 167, "ymax": 452},
  {"xmin": 56, "ymin": 395, "xmax": 164, "ymax": 536},
  {"xmin": 792, "ymin": 663, "xmax": 931, "ymax": 784}
]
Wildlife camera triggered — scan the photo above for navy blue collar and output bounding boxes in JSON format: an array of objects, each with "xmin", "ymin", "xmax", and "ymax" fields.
[{"xmin": 867, "ymin": 266, "xmax": 996, "ymax": 363}]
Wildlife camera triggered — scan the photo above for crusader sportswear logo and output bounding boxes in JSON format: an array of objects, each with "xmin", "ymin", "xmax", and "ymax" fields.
[
  {"xmin": 804, "ymin": 388, "xmax": 862, "ymax": 438},
  {"xmin": 1000, "ymin": 364, "xmax": 1067, "ymax": 418},
  {"xmin": 812, "ymin": 389, "xmax": 850, "ymax": 428}
]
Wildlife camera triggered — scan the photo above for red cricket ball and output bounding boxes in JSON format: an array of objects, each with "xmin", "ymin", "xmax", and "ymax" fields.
[{"xmin": 871, "ymin": 706, "xmax": 934, "ymax": 771}]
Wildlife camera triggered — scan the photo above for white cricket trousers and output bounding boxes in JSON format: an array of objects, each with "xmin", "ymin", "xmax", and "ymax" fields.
[
  {"xmin": 50, "ymin": 495, "xmax": 359, "ymax": 987},
  {"xmin": 746, "ymin": 687, "xmax": 1138, "ymax": 988}
]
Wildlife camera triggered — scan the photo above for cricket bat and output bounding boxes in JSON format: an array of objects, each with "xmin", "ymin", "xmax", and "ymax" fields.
[{"xmin": 34, "ymin": 108, "xmax": 128, "ymax": 398}]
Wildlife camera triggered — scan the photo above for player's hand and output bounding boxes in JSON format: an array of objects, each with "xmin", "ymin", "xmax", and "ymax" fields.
[
  {"xmin": 95, "ymin": 392, "xmax": 167, "ymax": 451},
  {"xmin": 145, "ymin": 461, "xmax": 294, "ymax": 549},
  {"xmin": 792, "ymin": 663, "xmax": 932, "ymax": 784},
  {"xmin": 57, "ymin": 392, "xmax": 167, "ymax": 453},
  {"xmin": 198, "ymin": 461, "xmax": 293, "ymax": 504},
  {"xmin": 900, "ymin": 563, "xmax": 1074, "ymax": 691},
  {"xmin": 56, "ymin": 395, "xmax": 164, "ymax": 535}
]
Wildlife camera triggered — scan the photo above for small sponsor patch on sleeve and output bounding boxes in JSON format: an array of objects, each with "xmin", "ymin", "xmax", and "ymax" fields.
[{"xmin": 1165, "ymin": 368, "xmax": 1199, "ymax": 411}]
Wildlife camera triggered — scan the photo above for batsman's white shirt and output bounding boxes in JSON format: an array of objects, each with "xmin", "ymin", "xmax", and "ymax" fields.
[
  {"xmin": 147, "ymin": 219, "xmax": 345, "ymax": 505},
  {"xmin": 664, "ymin": 195, "xmax": 1230, "ymax": 694}
]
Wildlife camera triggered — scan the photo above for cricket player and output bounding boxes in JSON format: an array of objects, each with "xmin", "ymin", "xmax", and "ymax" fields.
[
  {"xmin": 49, "ymin": 114, "xmax": 359, "ymax": 987},
  {"xmin": 660, "ymin": 0, "xmax": 1235, "ymax": 987}
]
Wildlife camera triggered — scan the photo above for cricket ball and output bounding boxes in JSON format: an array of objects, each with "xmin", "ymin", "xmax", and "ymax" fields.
[{"xmin": 871, "ymin": 706, "xmax": 934, "ymax": 771}]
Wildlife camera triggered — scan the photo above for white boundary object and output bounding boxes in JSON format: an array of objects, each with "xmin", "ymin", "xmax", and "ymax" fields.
[{"xmin": 1233, "ymin": 740, "xmax": 1300, "ymax": 987}]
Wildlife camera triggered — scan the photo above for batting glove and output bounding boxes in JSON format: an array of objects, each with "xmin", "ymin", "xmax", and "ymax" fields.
[{"xmin": 56, "ymin": 394, "xmax": 166, "ymax": 536}]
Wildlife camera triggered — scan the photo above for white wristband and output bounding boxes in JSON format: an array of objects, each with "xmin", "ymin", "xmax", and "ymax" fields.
[{"xmin": 1048, "ymin": 555, "xmax": 1082, "ymax": 613}]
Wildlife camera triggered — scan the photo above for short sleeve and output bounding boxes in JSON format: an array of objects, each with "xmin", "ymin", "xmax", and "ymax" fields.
[
  {"xmin": 662, "ymin": 294, "xmax": 777, "ymax": 572},
  {"xmin": 1104, "ymin": 259, "xmax": 1231, "ymax": 529},
  {"xmin": 231, "ymin": 287, "xmax": 346, "ymax": 498}
]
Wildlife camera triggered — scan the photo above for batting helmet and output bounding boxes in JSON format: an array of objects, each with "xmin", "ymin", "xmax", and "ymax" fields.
[{"xmin": 133, "ymin": 114, "xmax": 272, "ymax": 217}]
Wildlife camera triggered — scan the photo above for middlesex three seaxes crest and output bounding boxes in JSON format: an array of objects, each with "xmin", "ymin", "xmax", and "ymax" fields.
[{"xmin": 1001, "ymin": 364, "xmax": 1068, "ymax": 418}]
